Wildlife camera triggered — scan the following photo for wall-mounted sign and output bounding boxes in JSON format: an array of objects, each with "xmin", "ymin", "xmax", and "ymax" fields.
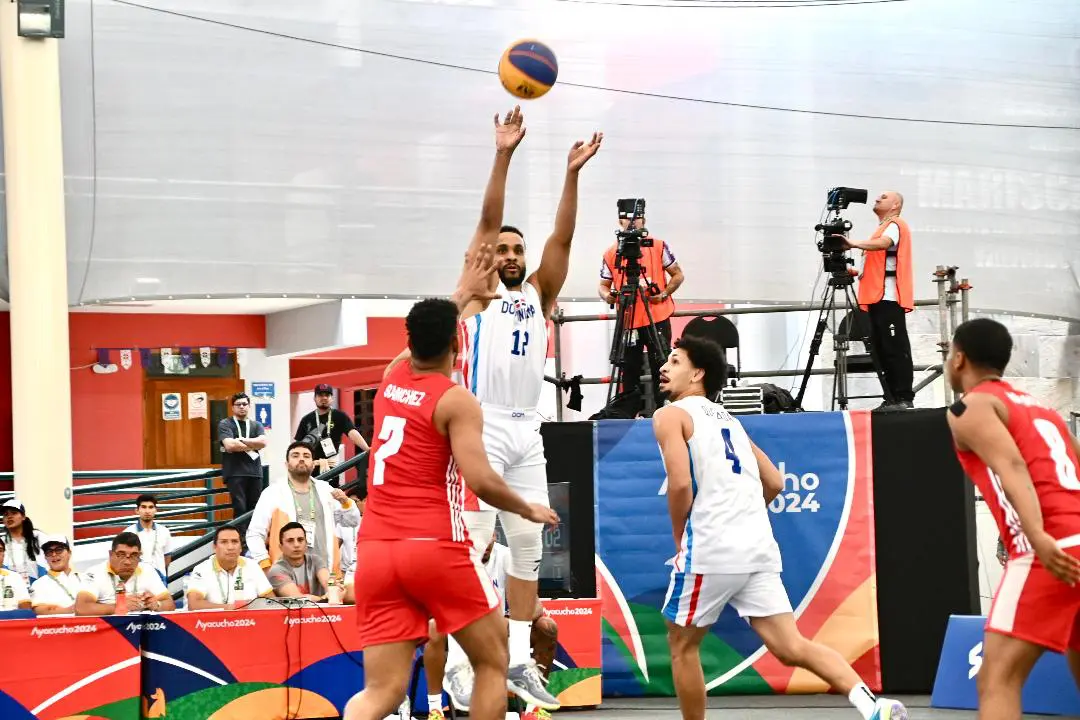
[
  {"xmin": 251, "ymin": 382, "xmax": 275, "ymax": 399},
  {"xmin": 188, "ymin": 392, "xmax": 208, "ymax": 419},
  {"xmin": 161, "ymin": 393, "xmax": 182, "ymax": 421}
]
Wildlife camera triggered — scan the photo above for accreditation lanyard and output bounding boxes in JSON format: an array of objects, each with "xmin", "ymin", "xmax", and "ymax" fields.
[
  {"xmin": 141, "ymin": 525, "xmax": 158, "ymax": 560},
  {"xmin": 234, "ymin": 418, "xmax": 250, "ymax": 439},
  {"xmin": 215, "ymin": 567, "xmax": 239, "ymax": 603},
  {"xmin": 318, "ymin": 412, "xmax": 334, "ymax": 437},
  {"xmin": 50, "ymin": 572, "xmax": 76, "ymax": 603},
  {"xmin": 292, "ymin": 484, "xmax": 317, "ymax": 523},
  {"xmin": 113, "ymin": 572, "xmax": 138, "ymax": 597}
]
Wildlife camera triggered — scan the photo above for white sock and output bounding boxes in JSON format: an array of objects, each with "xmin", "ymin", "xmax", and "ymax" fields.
[
  {"xmin": 848, "ymin": 683, "xmax": 877, "ymax": 720},
  {"xmin": 445, "ymin": 635, "xmax": 468, "ymax": 670},
  {"xmin": 509, "ymin": 619, "xmax": 533, "ymax": 666},
  {"xmin": 427, "ymin": 694, "xmax": 442, "ymax": 712}
]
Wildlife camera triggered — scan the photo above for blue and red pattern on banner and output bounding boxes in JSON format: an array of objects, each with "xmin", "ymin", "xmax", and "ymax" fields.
[{"xmin": 595, "ymin": 410, "xmax": 881, "ymax": 696}]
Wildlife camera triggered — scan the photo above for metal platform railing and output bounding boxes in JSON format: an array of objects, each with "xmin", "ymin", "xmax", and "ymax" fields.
[{"xmin": 547, "ymin": 264, "xmax": 973, "ymax": 418}]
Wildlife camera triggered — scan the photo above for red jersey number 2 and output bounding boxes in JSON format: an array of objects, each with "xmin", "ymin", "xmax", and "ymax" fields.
[
  {"xmin": 372, "ymin": 416, "xmax": 407, "ymax": 486},
  {"xmin": 1034, "ymin": 418, "xmax": 1080, "ymax": 491}
]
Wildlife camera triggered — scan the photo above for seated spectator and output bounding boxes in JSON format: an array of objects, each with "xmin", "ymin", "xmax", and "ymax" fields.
[
  {"xmin": 1, "ymin": 499, "xmax": 45, "ymax": 583},
  {"xmin": 425, "ymin": 534, "xmax": 559, "ymax": 717},
  {"xmin": 248, "ymin": 442, "xmax": 360, "ymax": 576},
  {"xmin": 30, "ymin": 535, "xmax": 83, "ymax": 615},
  {"xmin": 0, "ymin": 535, "xmax": 31, "ymax": 610},
  {"xmin": 268, "ymin": 522, "xmax": 330, "ymax": 602},
  {"xmin": 76, "ymin": 532, "xmax": 176, "ymax": 616},
  {"xmin": 186, "ymin": 526, "xmax": 273, "ymax": 610},
  {"xmin": 124, "ymin": 494, "xmax": 171, "ymax": 581}
]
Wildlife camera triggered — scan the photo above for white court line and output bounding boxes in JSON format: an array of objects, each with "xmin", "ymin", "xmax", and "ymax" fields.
[
  {"xmin": 141, "ymin": 651, "xmax": 230, "ymax": 687},
  {"xmin": 32, "ymin": 656, "xmax": 142, "ymax": 715}
]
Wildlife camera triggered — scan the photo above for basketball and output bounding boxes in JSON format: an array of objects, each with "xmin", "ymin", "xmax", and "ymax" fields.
[{"xmin": 498, "ymin": 39, "xmax": 558, "ymax": 100}]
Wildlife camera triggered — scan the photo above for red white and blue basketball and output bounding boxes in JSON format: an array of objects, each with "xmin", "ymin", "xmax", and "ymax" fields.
[{"xmin": 498, "ymin": 40, "xmax": 558, "ymax": 100}]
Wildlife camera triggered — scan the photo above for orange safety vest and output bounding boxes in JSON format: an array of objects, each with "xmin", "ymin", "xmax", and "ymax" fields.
[
  {"xmin": 858, "ymin": 217, "xmax": 913, "ymax": 312},
  {"xmin": 604, "ymin": 239, "xmax": 675, "ymax": 329}
]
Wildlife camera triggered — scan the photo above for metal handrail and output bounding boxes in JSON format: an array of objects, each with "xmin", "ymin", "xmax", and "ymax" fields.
[
  {"xmin": 75, "ymin": 487, "xmax": 229, "ymax": 513},
  {"xmin": 70, "ymin": 469, "xmax": 220, "ymax": 495},
  {"xmin": 74, "ymin": 503, "xmax": 235, "ymax": 530},
  {"xmin": 0, "ymin": 468, "xmax": 215, "ymax": 481}
]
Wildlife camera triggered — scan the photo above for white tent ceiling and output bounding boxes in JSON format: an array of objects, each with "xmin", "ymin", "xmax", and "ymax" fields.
[{"xmin": 1, "ymin": 0, "xmax": 1078, "ymax": 317}]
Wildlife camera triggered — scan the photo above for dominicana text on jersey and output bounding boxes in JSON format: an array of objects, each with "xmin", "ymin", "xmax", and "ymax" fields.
[{"xmin": 459, "ymin": 282, "xmax": 548, "ymax": 410}]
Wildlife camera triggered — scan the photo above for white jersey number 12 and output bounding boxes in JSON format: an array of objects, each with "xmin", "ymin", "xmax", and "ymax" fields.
[{"xmin": 371, "ymin": 415, "xmax": 406, "ymax": 486}]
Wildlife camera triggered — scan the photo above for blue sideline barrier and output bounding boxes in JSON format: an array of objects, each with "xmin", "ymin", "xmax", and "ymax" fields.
[{"xmin": 931, "ymin": 614, "xmax": 1080, "ymax": 716}]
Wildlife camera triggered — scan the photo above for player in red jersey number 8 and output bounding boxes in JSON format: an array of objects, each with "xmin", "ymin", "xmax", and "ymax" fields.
[{"xmin": 946, "ymin": 318, "xmax": 1080, "ymax": 720}]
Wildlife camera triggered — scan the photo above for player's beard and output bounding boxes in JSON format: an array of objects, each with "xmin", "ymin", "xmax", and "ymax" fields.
[{"xmin": 498, "ymin": 262, "xmax": 527, "ymax": 289}]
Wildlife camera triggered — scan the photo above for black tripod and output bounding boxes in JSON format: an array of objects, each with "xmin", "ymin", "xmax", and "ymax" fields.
[
  {"xmin": 601, "ymin": 222, "xmax": 670, "ymax": 418},
  {"xmin": 794, "ymin": 272, "xmax": 895, "ymax": 411}
]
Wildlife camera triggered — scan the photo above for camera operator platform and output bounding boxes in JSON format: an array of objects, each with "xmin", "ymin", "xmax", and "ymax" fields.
[
  {"xmin": 597, "ymin": 198, "xmax": 684, "ymax": 417},
  {"xmin": 795, "ymin": 188, "xmax": 897, "ymax": 411}
]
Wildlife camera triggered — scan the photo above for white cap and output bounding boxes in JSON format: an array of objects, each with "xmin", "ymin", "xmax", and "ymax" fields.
[
  {"xmin": 40, "ymin": 534, "xmax": 70, "ymax": 550},
  {"xmin": 0, "ymin": 498, "xmax": 24, "ymax": 514}
]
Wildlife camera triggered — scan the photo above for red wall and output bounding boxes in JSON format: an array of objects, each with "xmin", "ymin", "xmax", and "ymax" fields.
[{"xmin": 0, "ymin": 312, "xmax": 266, "ymax": 472}]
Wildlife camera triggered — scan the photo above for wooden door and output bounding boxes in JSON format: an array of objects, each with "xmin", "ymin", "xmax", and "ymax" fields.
[{"xmin": 144, "ymin": 378, "xmax": 245, "ymax": 469}]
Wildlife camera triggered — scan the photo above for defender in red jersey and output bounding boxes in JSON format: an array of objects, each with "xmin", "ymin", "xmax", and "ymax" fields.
[
  {"xmin": 344, "ymin": 258, "xmax": 558, "ymax": 720},
  {"xmin": 946, "ymin": 318, "xmax": 1080, "ymax": 720}
]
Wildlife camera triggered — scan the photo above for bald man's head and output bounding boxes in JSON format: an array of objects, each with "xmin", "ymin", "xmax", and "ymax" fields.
[{"xmin": 873, "ymin": 191, "xmax": 903, "ymax": 218}]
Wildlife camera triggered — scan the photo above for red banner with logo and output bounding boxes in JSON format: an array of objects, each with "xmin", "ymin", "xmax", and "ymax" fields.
[{"xmin": 0, "ymin": 601, "xmax": 602, "ymax": 718}]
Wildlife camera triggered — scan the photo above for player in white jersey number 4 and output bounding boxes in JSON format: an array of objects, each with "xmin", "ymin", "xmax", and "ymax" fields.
[
  {"xmin": 438, "ymin": 106, "xmax": 602, "ymax": 713},
  {"xmin": 653, "ymin": 336, "xmax": 908, "ymax": 720}
]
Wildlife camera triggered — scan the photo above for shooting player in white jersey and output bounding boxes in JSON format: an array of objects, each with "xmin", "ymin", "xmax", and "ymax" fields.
[
  {"xmin": 437, "ymin": 107, "xmax": 601, "ymax": 712},
  {"xmin": 653, "ymin": 335, "xmax": 908, "ymax": 720}
]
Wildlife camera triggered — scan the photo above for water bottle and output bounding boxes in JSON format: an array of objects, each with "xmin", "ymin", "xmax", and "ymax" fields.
[
  {"xmin": 326, "ymin": 573, "xmax": 342, "ymax": 606},
  {"xmin": 114, "ymin": 583, "xmax": 128, "ymax": 616}
]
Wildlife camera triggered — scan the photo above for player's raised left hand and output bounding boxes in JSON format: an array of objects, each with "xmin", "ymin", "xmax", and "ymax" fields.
[
  {"xmin": 567, "ymin": 132, "xmax": 603, "ymax": 173},
  {"xmin": 1031, "ymin": 531, "xmax": 1080, "ymax": 585},
  {"xmin": 521, "ymin": 503, "xmax": 560, "ymax": 527}
]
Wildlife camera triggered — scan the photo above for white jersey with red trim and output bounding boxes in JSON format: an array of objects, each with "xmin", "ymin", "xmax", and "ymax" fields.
[
  {"xmin": 458, "ymin": 281, "xmax": 547, "ymax": 411},
  {"xmin": 663, "ymin": 395, "xmax": 781, "ymax": 575}
]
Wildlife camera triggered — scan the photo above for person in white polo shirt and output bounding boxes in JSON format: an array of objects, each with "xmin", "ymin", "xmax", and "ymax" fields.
[
  {"xmin": 30, "ymin": 535, "xmax": 83, "ymax": 615},
  {"xmin": 76, "ymin": 531, "xmax": 176, "ymax": 616},
  {"xmin": 187, "ymin": 526, "xmax": 273, "ymax": 610},
  {"xmin": 124, "ymin": 494, "xmax": 171, "ymax": 581},
  {"xmin": 0, "ymin": 535, "xmax": 31, "ymax": 611}
]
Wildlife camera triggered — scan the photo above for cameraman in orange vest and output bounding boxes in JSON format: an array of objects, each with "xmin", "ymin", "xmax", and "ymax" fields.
[
  {"xmin": 845, "ymin": 190, "xmax": 915, "ymax": 409},
  {"xmin": 597, "ymin": 199, "xmax": 685, "ymax": 410}
]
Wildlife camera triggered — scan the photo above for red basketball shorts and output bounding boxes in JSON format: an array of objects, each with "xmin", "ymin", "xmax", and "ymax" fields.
[
  {"xmin": 355, "ymin": 539, "xmax": 500, "ymax": 649},
  {"xmin": 987, "ymin": 543, "xmax": 1080, "ymax": 653}
]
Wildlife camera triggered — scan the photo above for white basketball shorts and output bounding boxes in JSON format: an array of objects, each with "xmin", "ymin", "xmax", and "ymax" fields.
[
  {"xmin": 662, "ymin": 570, "xmax": 793, "ymax": 628},
  {"xmin": 465, "ymin": 405, "xmax": 549, "ymax": 512}
]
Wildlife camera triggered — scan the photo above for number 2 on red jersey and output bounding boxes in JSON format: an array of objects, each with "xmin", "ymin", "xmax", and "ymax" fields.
[
  {"xmin": 1034, "ymin": 418, "xmax": 1080, "ymax": 490},
  {"xmin": 371, "ymin": 416, "xmax": 406, "ymax": 486}
]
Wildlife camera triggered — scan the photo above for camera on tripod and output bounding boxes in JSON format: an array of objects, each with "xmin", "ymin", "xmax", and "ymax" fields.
[
  {"xmin": 614, "ymin": 198, "xmax": 659, "ymax": 297},
  {"xmin": 814, "ymin": 186, "xmax": 867, "ymax": 278}
]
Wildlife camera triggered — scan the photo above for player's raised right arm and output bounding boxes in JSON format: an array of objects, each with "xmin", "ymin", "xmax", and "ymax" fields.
[
  {"xmin": 457, "ymin": 108, "xmax": 527, "ymax": 318},
  {"xmin": 439, "ymin": 387, "xmax": 557, "ymax": 526},
  {"xmin": 467, "ymin": 107, "xmax": 526, "ymax": 259}
]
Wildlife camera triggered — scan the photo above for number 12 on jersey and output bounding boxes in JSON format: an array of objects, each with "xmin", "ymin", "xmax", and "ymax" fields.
[
  {"xmin": 511, "ymin": 330, "xmax": 530, "ymax": 356},
  {"xmin": 371, "ymin": 416, "xmax": 406, "ymax": 485}
]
